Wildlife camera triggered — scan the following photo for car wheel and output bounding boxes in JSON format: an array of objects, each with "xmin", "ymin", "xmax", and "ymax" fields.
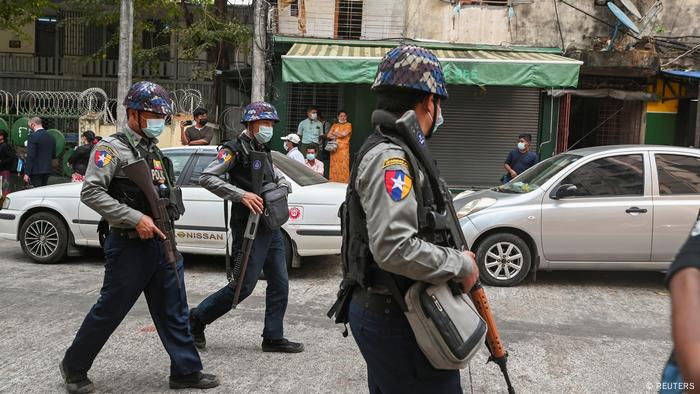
[
  {"xmin": 282, "ymin": 232, "xmax": 294, "ymax": 270},
  {"xmin": 19, "ymin": 212, "xmax": 69, "ymax": 264},
  {"xmin": 475, "ymin": 233, "xmax": 531, "ymax": 287}
]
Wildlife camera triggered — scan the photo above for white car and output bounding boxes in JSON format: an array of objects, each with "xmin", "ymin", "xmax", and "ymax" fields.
[{"xmin": 0, "ymin": 146, "xmax": 346, "ymax": 267}]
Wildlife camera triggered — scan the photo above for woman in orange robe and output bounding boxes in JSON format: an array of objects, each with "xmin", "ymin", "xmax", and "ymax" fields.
[{"xmin": 325, "ymin": 110, "xmax": 352, "ymax": 183}]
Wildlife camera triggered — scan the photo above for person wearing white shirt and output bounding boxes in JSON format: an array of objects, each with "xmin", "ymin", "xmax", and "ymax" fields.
[
  {"xmin": 281, "ymin": 134, "xmax": 305, "ymax": 164},
  {"xmin": 304, "ymin": 148, "xmax": 324, "ymax": 176}
]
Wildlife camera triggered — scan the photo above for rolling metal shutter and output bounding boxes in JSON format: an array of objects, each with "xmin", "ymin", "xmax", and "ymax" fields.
[{"xmin": 429, "ymin": 86, "xmax": 541, "ymax": 188}]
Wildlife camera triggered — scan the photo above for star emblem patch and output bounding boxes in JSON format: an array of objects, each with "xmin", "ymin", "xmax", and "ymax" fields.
[
  {"xmin": 217, "ymin": 149, "xmax": 231, "ymax": 163},
  {"xmin": 384, "ymin": 169, "xmax": 413, "ymax": 201},
  {"xmin": 94, "ymin": 150, "xmax": 113, "ymax": 168}
]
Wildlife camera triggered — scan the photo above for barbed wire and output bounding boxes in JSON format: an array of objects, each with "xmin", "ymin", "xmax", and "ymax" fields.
[
  {"xmin": 218, "ymin": 106, "xmax": 245, "ymax": 135},
  {"xmin": 0, "ymin": 90, "xmax": 12, "ymax": 115},
  {"xmin": 3, "ymin": 87, "xmax": 203, "ymax": 124},
  {"xmin": 173, "ymin": 89, "xmax": 204, "ymax": 114}
]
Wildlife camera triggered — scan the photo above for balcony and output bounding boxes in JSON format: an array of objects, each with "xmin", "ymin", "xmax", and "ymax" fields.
[{"xmin": 0, "ymin": 52, "xmax": 213, "ymax": 80}]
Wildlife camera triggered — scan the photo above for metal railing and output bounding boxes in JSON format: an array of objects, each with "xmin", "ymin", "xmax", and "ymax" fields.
[{"xmin": 0, "ymin": 52, "xmax": 212, "ymax": 79}]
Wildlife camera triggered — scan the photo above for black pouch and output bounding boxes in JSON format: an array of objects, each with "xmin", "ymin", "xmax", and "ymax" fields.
[{"xmin": 260, "ymin": 183, "xmax": 289, "ymax": 230}]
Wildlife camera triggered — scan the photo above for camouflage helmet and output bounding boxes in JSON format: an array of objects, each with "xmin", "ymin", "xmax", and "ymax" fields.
[
  {"xmin": 371, "ymin": 45, "xmax": 448, "ymax": 99},
  {"xmin": 240, "ymin": 101, "xmax": 280, "ymax": 124},
  {"xmin": 123, "ymin": 81, "xmax": 174, "ymax": 115}
]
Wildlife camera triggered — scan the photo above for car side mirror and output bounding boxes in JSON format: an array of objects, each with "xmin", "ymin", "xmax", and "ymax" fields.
[{"xmin": 550, "ymin": 184, "xmax": 577, "ymax": 200}]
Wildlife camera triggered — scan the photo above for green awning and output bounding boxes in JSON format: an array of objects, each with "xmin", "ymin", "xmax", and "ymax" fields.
[{"xmin": 282, "ymin": 43, "xmax": 582, "ymax": 88}]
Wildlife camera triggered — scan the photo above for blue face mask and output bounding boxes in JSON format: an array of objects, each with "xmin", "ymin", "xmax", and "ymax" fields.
[
  {"xmin": 255, "ymin": 125, "xmax": 274, "ymax": 144},
  {"xmin": 306, "ymin": 154, "xmax": 316, "ymax": 161},
  {"xmin": 142, "ymin": 118, "xmax": 165, "ymax": 138},
  {"xmin": 433, "ymin": 109, "xmax": 444, "ymax": 134}
]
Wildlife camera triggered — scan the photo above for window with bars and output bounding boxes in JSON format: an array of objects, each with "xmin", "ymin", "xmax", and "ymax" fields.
[
  {"xmin": 286, "ymin": 83, "xmax": 343, "ymax": 136},
  {"xmin": 336, "ymin": 0, "xmax": 363, "ymax": 40},
  {"xmin": 142, "ymin": 20, "xmax": 171, "ymax": 61}
]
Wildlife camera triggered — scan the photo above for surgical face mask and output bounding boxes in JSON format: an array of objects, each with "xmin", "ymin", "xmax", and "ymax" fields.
[
  {"xmin": 306, "ymin": 153, "xmax": 316, "ymax": 161},
  {"xmin": 518, "ymin": 142, "xmax": 526, "ymax": 150},
  {"xmin": 433, "ymin": 109, "xmax": 444, "ymax": 134},
  {"xmin": 310, "ymin": 113, "xmax": 318, "ymax": 120},
  {"xmin": 142, "ymin": 118, "xmax": 165, "ymax": 138},
  {"xmin": 283, "ymin": 142, "xmax": 290, "ymax": 152},
  {"xmin": 256, "ymin": 125, "xmax": 274, "ymax": 144}
]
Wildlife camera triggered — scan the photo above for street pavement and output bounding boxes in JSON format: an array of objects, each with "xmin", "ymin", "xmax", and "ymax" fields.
[{"xmin": 0, "ymin": 238, "xmax": 672, "ymax": 393}]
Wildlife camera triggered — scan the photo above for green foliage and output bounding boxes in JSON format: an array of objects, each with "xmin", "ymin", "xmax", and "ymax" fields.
[
  {"xmin": 0, "ymin": 0, "xmax": 55, "ymax": 38},
  {"xmin": 3, "ymin": 0, "xmax": 251, "ymax": 80}
]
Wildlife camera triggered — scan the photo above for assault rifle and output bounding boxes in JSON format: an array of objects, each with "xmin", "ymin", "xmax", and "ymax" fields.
[
  {"xmin": 228, "ymin": 150, "xmax": 266, "ymax": 309},
  {"xmin": 395, "ymin": 110, "xmax": 515, "ymax": 394},
  {"xmin": 122, "ymin": 158, "xmax": 180, "ymax": 288}
]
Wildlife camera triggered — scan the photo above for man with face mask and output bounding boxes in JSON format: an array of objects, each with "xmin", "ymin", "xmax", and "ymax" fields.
[
  {"xmin": 297, "ymin": 106, "xmax": 323, "ymax": 155},
  {"xmin": 180, "ymin": 107, "xmax": 213, "ymax": 146},
  {"xmin": 60, "ymin": 81, "xmax": 219, "ymax": 393},
  {"xmin": 188, "ymin": 101, "xmax": 304, "ymax": 354},
  {"xmin": 280, "ymin": 133, "xmax": 304, "ymax": 164},
  {"xmin": 303, "ymin": 147, "xmax": 324, "ymax": 176},
  {"xmin": 330, "ymin": 45, "xmax": 478, "ymax": 393},
  {"xmin": 502, "ymin": 133, "xmax": 538, "ymax": 184}
]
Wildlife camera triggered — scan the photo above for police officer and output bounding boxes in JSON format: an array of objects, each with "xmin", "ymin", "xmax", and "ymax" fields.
[
  {"xmin": 339, "ymin": 46, "xmax": 480, "ymax": 393},
  {"xmin": 188, "ymin": 102, "xmax": 304, "ymax": 353},
  {"xmin": 59, "ymin": 81, "xmax": 219, "ymax": 393}
]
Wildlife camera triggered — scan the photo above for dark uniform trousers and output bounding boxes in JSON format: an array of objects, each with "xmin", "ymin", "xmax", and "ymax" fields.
[
  {"xmin": 349, "ymin": 301, "xmax": 462, "ymax": 394},
  {"xmin": 63, "ymin": 232, "xmax": 203, "ymax": 377},
  {"xmin": 193, "ymin": 216, "xmax": 289, "ymax": 340}
]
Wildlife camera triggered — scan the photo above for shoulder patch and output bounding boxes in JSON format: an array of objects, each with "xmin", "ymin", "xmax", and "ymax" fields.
[
  {"xmin": 217, "ymin": 149, "xmax": 233, "ymax": 163},
  {"xmin": 94, "ymin": 145, "xmax": 116, "ymax": 168},
  {"xmin": 383, "ymin": 157, "xmax": 409, "ymax": 169},
  {"xmin": 384, "ymin": 169, "xmax": 413, "ymax": 201}
]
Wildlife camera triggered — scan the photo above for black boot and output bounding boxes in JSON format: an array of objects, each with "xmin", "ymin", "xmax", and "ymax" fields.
[
  {"xmin": 169, "ymin": 371, "xmax": 220, "ymax": 390},
  {"xmin": 59, "ymin": 360, "xmax": 94, "ymax": 394},
  {"xmin": 261, "ymin": 338, "xmax": 305, "ymax": 353},
  {"xmin": 189, "ymin": 308, "xmax": 206, "ymax": 350}
]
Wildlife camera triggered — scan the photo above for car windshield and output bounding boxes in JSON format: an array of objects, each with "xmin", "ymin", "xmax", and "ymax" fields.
[
  {"xmin": 497, "ymin": 154, "xmax": 582, "ymax": 194},
  {"xmin": 271, "ymin": 151, "xmax": 328, "ymax": 187}
]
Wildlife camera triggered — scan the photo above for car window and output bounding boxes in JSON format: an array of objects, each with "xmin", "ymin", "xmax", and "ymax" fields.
[
  {"xmin": 561, "ymin": 154, "xmax": 644, "ymax": 197},
  {"xmin": 655, "ymin": 154, "xmax": 700, "ymax": 195},
  {"xmin": 163, "ymin": 152, "xmax": 192, "ymax": 184},
  {"xmin": 188, "ymin": 154, "xmax": 225, "ymax": 186},
  {"xmin": 498, "ymin": 154, "xmax": 581, "ymax": 194},
  {"xmin": 271, "ymin": 151, "xmax": 327, "ymax": 186}
]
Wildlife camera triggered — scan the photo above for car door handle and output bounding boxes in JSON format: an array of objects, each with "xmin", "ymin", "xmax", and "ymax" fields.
[{"xmin": 625, "ymin": 207, "xmax": 648, "ymax": 214}]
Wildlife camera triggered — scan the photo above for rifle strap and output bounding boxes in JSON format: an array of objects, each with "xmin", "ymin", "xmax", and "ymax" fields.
[{"xmin": 224, "ymin": 198, "xmax": 232, "ymax": 283}]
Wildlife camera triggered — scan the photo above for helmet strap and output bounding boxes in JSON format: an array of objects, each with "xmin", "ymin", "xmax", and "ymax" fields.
[{"xmin": 424, "ymin": 95, "xmax": 439, "ymax": 140}]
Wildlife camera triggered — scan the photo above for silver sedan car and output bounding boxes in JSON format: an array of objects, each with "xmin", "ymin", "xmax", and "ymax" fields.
[{"xmin": 456, "ymin": 145, "xmax": 700, "ymax": 286}]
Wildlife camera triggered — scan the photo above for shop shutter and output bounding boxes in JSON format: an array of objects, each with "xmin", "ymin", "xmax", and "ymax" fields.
[{"xmin": 429, "ymin": 86, "xmax": 541, "ymax": 188}]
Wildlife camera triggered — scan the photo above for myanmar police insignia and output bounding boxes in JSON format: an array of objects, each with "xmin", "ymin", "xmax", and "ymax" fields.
[
  {"xmin": 217, "ymin": 149, "xmax": 231, "ymax": 164},
  {"xmin": 384, "ymin": 169, "xmax": 413, "ymax": 201},
  {"xmin": 94, "ymin": 149, "xmax": 113, "ymax": 168}
]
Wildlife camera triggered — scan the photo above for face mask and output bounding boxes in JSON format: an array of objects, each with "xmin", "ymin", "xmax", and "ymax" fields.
[
  {"xmin": 255, "ymin": 125, "xmax": 273, "ymax": 144},
  {"xmin": 310, "ymin": 113, "xmax": 318, "ymax": 120},
  {"xmin": 198, "ymin": 118, "xmax": 208, "ymax": 126},
  {"xmin": 142, "ymin": 118, "xmax": 165, "ymax": 138},
  {"xmin": 306, "ymin": 154, "xmax": 316, "ymax": 161},
  {"xmin": 518, "ymin": 142, "xmax": 526, "ymax": 150},
  {"xmin": 283, "ymin": 142, "xmax": 290, "ymax": 152},
  {"xmin": 433, "ymin": 109, "xmax": 444, "ymax": 134}
]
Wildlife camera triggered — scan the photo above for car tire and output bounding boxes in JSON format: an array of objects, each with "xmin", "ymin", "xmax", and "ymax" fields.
[
  {"xmin": 475, "ymin": 233, "xmax": 531, "ymax": 287},
  {"xmin": 19, "ymin": 212, "xmax": 69, "ymax": 264}
]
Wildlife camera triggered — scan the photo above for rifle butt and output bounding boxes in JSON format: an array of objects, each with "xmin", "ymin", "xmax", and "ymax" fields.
[{"xmin": 470, "ymin": 283, "xmax": 507, "ymax": 359}]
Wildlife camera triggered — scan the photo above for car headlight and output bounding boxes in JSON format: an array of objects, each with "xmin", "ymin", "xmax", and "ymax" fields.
[
  {"xmin": 457, "ymin": 197, "xmax": 496, "ymax": 219},
  {"xmin": 1, "ymin": 197, "xmax": 9, "ymax": 210}
]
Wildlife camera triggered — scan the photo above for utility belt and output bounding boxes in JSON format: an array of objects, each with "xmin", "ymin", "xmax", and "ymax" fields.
[{"xmin": 351, "ymin": 286, "xmax": 404, "ymax": 318}]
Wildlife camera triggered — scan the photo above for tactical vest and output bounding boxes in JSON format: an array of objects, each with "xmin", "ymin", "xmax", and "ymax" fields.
[
  {"xmin": 341, "ymin": 125, "xmax": 442, "ymax": 297},
  {"xmin": 106, "ymin": 133, "xmax": 173, "ymax": 218},
  {"xmin": 222, "ymin": 134, "xmax": 277, "ymax": 223},
  {"xmin": 223, "ymin": 134, "xmax": 276, "ymax": 192}
]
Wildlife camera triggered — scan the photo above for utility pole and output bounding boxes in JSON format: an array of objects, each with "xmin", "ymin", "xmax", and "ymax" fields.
[
  {"xmin": 116, "ymin": 0, "xmax": 134, "ymax": 131},
  {"xmin": 251, "ymin": 0, "xmax": 267, "ymax": 102}
]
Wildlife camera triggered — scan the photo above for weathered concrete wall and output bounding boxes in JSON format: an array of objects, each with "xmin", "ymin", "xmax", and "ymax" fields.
[
  {"xmin": 405, "ymin": 1, "xmax": 700, "ymax": 59},
  {"xmin": 0, "ymin": 23, "xmax": 35, "ymax": 54}
]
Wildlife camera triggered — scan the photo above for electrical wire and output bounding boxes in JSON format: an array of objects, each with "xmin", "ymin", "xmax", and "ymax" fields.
[
  {"xmin": 566, "ymin": 106, "xmax": 624, "ymax": 151},
  {"xmin": 661, "ymin": 43, "xmax": 700, "ymax": 67},
  {"xmin": 553, "ymin": 0, "xmax": 565, "ymax": 53}
]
